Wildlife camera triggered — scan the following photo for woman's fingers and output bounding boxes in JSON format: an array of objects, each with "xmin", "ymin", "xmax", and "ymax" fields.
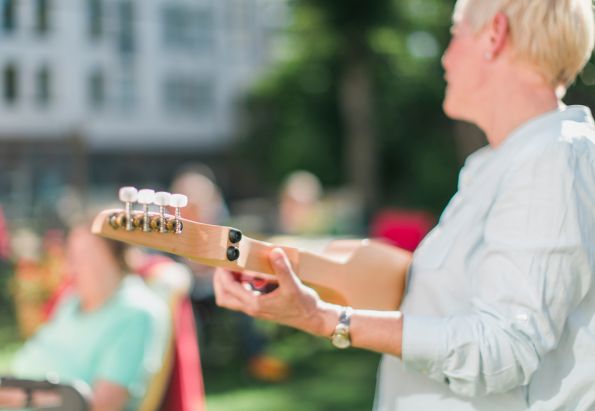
[
  {"xmin": 269, "ymin": 248, "xmax": 300, "ymax": 292},
  {"xmin": 0, "ymin": 388, "xmax": 26, "ymax": 408},
  {"xmin": 213, "ymin": 269, "xmax": 260, "ymax": 314},
  {"xmin": 213, "ymin": 269, "xmax": 248, "ymax": 308},
  {"xmin": 213, "ymin": 249, "xmax": 320, "ymax": 329}
]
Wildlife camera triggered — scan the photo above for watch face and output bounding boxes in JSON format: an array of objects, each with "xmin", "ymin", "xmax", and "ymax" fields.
[
  {"xmin": 332, "ymin": 333, "xmax": 351, "ymax": 349},
  {"xmin": 331, "ymin": 323, "xmax": 351, "ymax": 349}
]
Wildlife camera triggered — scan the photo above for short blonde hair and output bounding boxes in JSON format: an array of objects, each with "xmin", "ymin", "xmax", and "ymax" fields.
[{"xmin": 454, "ymin": 0, "xmax": 595, "ymax": 88}]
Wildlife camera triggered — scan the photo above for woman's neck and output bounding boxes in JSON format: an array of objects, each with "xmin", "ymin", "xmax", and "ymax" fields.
[
  {"xmin": 80, "ymin": 272, "xmax": 124, "ymax": 312},
  {"xmin": 476, "ymin": 62, "xmax": 560, "ymax": 147}
]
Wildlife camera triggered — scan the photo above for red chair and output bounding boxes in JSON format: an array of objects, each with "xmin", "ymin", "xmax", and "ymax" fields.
[
  {"xmin": 0, "ymin": 206, "xmax": 10, "ymax": 260},
  {"xmin": 159, "ymin": 296, "xmax": 205, "ymax": 411},
  {"xmin": 136, "ymin": 256, "xmax": 205, "ymax": 411},
  {"xmin": 370, "ymin": 209, "xmax": 435, "ymax": 252}
]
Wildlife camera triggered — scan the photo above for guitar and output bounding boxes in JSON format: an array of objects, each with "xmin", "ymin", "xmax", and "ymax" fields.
[{"xmin": 91, "ymin": 188, "xmax": 412, "ymax": 310}]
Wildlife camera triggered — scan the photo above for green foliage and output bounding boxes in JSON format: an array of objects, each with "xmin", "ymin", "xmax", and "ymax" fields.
[
  {"xmin": 236, "ymin": 0, "xmax": 595, "ymax": 215},
  {"xmin": 240, "ymin": 56, "xmax": 344, "ymax": 188},
  {"xmin": 567, "ymin": 54, "xmax": 595, "ymax": 106},
  {"xmin": 235, "ymin": 0, "xmax": 461, "ymax": 214},
  {"xmin": 0, "ymin": 260, "xmax": 15, "ymax": 317}
]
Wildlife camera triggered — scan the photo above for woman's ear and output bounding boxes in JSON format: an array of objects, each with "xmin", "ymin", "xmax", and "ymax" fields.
[{"xmin": 488, "ymin": 12, "xmax": 509, "ymax": 58}]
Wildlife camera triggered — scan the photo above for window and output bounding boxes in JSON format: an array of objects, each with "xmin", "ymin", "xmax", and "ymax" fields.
[
  {"xmin": 88, "ymin": 70, "xmax": 105, "ymax": 108},
  {"xmin": 36, "ymin": 65, "xmax": 51, "ymax": 106},
  {"xmin": 163, "ymin": 76, "xmax": 213, "ymax": 116},
  {"xmin": 118, "ymin": 0, "xmax": 134, "ymax": 53},
  {"xmin": 226, "ymin": 0, "xmax": 251, "ymax": 33},
  {"xmin": 87, "ymin": 0, "xmax": 102, "ymax": 39},
  {"xmin": 2, "ymin": 0, "xmax": 16, "ymax": 33},
  {"xmin": 162, "ymin": 5, "xmax": 213, "ymax": 53},
  {"xmin": 117, "ymin": 72, "xmax": 136, "ymax": 110},
  {"xmin": 3, "ymin": 63, "xmax": 18, "ymax": 104},
  {"xmin": 35, "ymin": 0, "xmax": 49, "ymax": 34},
  {"xmin": 224, "ymin": 0, "xmax": 254, "ymax": 59}
]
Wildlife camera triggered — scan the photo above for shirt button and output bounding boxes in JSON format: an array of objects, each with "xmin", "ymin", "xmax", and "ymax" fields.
[{"xmin": 516, "ymin": 313, "xmax": 529, "ymax": 323}]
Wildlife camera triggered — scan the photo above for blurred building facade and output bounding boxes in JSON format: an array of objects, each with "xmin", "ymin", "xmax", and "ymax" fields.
[{"xmin": 0, "ymin": 0, "xmax": 289, "ymax": 219}]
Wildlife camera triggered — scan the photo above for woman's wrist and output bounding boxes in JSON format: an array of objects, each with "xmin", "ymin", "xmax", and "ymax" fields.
[{"xmin": 307, "ymin": 301, "xmax": 342, "ymax": 338}]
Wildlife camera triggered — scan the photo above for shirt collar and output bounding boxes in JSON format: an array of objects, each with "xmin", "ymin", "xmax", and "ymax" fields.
[{"xmin": 495, "ymin": 105, "xmax": 593, "ymax": 155}]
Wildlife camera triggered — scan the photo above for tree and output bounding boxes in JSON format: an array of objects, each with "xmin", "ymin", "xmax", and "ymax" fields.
[{"xmin": 235, "ymin": 0, "xmax": 595, "ymax": 224}]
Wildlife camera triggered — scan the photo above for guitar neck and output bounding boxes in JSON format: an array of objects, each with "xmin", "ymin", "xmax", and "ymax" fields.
[{"xmin": 92, "ymin": 209, "xmax": 410, "ymax": 310}]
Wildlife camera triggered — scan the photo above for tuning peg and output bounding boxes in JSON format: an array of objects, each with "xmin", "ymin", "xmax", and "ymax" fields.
[
  {"xmin": 138, "ymin": 189, "xmax": 155, "ymax": 205},
  {"xmin": 118, "ymin": 186, "xmax": 138, "ymax": 231},
  {"xmin": 170, "ymin": 194, "xmax": 188, "ymax": 234},
  {"xmin": 153, "ymin": 191, "xmax": 171, "ymax": 233},
  {"xmin": 153, "ymin": 191, "xmax": 171, "ymax": 206},
  {"xmin": 119, "ymin": 186, "xmax": 138, "ymax": 203},
  {"xmin": 138, "ymin": 189, "xmax": 155, "ymax": 232},
  {"xmin": 170, "ymin": 193, "xmax": 188, "ymax": 208}
]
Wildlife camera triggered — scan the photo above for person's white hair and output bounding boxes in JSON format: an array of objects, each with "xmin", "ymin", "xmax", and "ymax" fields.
[{"xmin": 454, "ymin": 0, "xmax": 595, "ymax": 89}]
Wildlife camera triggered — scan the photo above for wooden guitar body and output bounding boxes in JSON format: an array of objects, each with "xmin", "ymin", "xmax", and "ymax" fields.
[{"xmin": 92, "ymin": 209, "xmax": 411, "ymax": 310}]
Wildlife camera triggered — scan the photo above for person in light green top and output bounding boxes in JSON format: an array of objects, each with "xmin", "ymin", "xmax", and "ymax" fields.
[{"xmin": 1, "ymin": 226, "xmax": 169, "ymax": 411}]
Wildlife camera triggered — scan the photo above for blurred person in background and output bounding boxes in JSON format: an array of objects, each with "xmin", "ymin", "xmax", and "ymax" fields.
[
  {"xmin": 213, "ymin": 1, "xmax": 595, "ymax": 410},
  {"xmin": 170, "ymin": 165, "xmax": 229, "ymax": 303},
  {"xmin": 278, "ymin": 170, "xmax": 327, "ymax": 235},
  {"xmin": 277, "ymin": 170, "xmax": 364, "ymax": 237},
  {"xmin": 0, "ymin": 224, "xmax": 169, "ymax": 411},
  {"xmin": 172, "ymin": 165, "xmax": 288, "ymax": 381}
]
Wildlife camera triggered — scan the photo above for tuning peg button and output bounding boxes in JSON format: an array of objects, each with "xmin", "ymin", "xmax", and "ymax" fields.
[
  {"xmin": 119, "ymin": 186, "xmax": 138, "ymax": 203},
  {"xmin": 170, "ymin": 194, "xmax": 188, "ymax": 208},
  {"xmin": 153, "ymin": 191, "xmax": 171, "ymax": 207},
  {"xmin": 138, "ymin": 189, "xmax": 155, "ymax": 204}
]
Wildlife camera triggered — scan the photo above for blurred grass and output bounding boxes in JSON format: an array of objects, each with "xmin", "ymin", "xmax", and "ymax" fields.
[
  {"xmin": 0, "ymin": 319, "xmax": 21, "ymax": 373},
  {"xmin": 204, "ymin": 332, "xmax": 380, "ymax": 411}
]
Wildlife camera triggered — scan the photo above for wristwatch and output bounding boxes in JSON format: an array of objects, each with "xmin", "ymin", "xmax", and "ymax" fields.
[{"xmin": 330, "ymin": 307, "xmax": 354, "ymax": 349}]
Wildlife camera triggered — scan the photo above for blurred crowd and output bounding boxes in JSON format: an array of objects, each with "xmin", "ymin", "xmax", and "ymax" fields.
[{"xmin": 0, "ymin": 165, "xmax": 433, "ymax": 410}]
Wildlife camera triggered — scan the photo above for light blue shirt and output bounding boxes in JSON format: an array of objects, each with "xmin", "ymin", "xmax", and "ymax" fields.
[
  {"xmin": 375, "ymin": 106, "xmax": 595, "ymax": 411},
  {"xmin": 12, "ymin": 275, "xmax": 170, "ymax": 411}
]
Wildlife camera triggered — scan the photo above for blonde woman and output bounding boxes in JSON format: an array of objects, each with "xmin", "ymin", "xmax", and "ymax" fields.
[{"xmin": 214, "ymin": 1, "xmax": 595, "ymax": 410}]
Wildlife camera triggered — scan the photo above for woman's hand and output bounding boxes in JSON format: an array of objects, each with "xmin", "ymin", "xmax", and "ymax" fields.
[
  {"xmin": 91, "ymin": 380, "xmax": 128, "ymax": 411},
  {"xmin": 0, "ymin": 388, "xmax": 26, "ymax": 408},
  {"xmin": 213, "ymin": 248, "xmax": 340, "ymax": 337},
  {"xmin": 0, "ymin": 387, "xmax": 62, "ymax": 409},
  {"xmin": 215, "ymin": 247, "xmax": 404, "ymax": 356}
]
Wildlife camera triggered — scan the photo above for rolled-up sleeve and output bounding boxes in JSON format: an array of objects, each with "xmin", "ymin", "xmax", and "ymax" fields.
[{"xmin": 401, "ymin": 141, "xmax": 592, "ymax": 397}]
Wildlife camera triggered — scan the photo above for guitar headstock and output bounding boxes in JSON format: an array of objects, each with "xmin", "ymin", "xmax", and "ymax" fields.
[{"xmin": 91, "ymin": 186, "xmax": 245, "ymax": 269}]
